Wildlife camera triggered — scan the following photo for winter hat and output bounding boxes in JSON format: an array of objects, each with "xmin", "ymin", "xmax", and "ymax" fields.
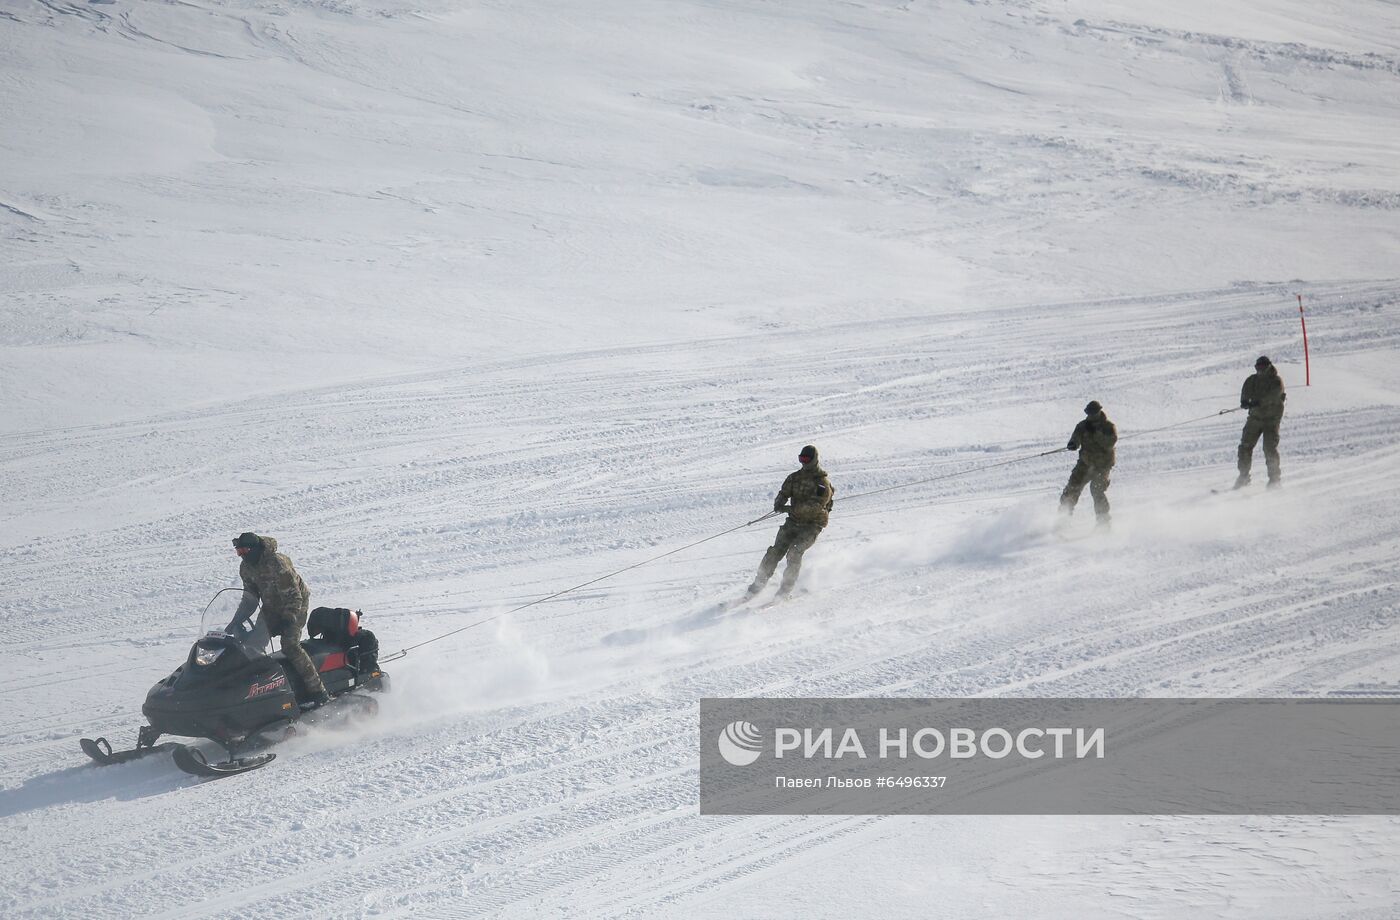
[
  {"xmin": 232, "ymin": 532, "xmax": 263, "ymax": 550},
  {"xmin": 1084, "ymin": 401, "xmax": 1103, "ymax": 416},
  {"xmin": 1255, "ymin": 355, "xmax": 1272, "ymax": 370},
  {"xmin": 798, "ymin": 445, "xmax": 817, "ymax": 463}
]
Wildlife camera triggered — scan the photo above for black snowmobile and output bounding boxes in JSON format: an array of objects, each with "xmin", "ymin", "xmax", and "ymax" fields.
[{"xmin": 81, "ymin": 587, "xmax": 388, "ymax": 777}]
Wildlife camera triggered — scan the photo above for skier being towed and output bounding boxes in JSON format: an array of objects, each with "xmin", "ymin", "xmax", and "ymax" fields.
[
  {"xmin": 231, "ymin": 532, "xmax": 331, "ymax": 709},
  {"xmin": 746, "ymin": 445, "xmax": 835, "ymax": 599}
]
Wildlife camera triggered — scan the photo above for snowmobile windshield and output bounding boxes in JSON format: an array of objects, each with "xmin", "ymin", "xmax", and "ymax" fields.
[{"xmin": 198, "ymin": 587, "xmax": 272, "ymax": 656}]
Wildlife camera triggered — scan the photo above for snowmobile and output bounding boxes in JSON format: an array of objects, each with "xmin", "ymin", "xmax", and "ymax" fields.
[{"xmin": 80, "ymin": 587, "xmax": 388, "ymax": 777}]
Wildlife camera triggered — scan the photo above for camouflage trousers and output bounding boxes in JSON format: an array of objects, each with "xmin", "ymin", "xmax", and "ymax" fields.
[
  {"xmin": 751, "ymin": 520, "xmax": 824, "ymax": 594},
  {"xmin": 1060, "ymin": 459, "xmax": 1112, "ymax": 520},
  {"xmin": 266, "ymin": 606, "xmax": 327, "ymax": 700},
  {"xmin": 1237, "ymin": 416, "xmax": 1282, "ymax": 484}
]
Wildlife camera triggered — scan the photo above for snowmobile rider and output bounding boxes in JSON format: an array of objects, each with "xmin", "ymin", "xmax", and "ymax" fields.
[
  {"xmin": 746, "ymin": 445, "xmax": 835, "ymax": 599},
  {"xmin": 231, "ymin": 532, "xmax": 331, "ymax": 708},
  {"xmin": 1059, "ymin": 401, "xmax": 1118, "ymax": 526},
  {"xmin": 1235, "ymin": 355, "xmax": 1286, "ymax": 490}
]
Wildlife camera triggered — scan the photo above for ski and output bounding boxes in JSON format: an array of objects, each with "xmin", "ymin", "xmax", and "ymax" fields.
[
  {"xmin": 752, "ymin": 588, "xmax": 806, "ymax": 611},
  {"xmin": 710, "ymin": 591, "xmax": 764, "ymax": 614},
  {"xmin": 80, "ymin": 735, "xmax": 176, "ymax": 766},
  {"xmin": 695, "ymin": 591, "xmax": 788, "ymax": 616},
  {"xmin": 172, "ymin": 743, "xmax": 276, "ymax": 778}
]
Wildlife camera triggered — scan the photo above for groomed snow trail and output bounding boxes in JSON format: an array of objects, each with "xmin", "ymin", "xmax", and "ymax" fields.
[{"xmin": 4, "ymin": 282, "xmax": 1399, "ymax": 918}]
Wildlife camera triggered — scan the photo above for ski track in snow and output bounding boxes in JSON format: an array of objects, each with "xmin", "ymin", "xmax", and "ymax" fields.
[{"xmin": 4, "ymin": 282, "xmax": 1400, "ymax": 917}]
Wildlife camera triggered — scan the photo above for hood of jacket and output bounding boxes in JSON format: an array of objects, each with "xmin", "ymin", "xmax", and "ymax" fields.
[{"xmin": 240, "ymin": 534, "xmax": 279, "ymax": 564}]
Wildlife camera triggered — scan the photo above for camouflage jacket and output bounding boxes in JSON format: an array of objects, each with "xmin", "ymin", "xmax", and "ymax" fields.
[
  {"xmin": 775, "ymin": 450, "xmax": 835, "ymax": 527},
  {"xmin": 1241, "ymin": 367, "xmax": 1286, "ymax": 421},
  {"xmin": 1068, "ymin": 414, "xmax": 1118, "ymax": 468},
  {"xmin": 239, "ymin": 535, "xmax": 309, "ymax": 624}
]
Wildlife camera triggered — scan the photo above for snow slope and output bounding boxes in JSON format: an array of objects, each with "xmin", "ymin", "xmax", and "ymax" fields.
[
  {"xmin": 3, "ymin": 0, "xmax": 1400, "ymax": 917},
  {"xmin": 4, "ymin": 0, "xmax": 1399, "ymax": 430}
]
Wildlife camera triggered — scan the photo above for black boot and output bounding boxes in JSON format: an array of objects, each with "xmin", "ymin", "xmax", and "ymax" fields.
[{"xmin": 301, "ymin": 690, "xmax": 333, "ymax": 711}]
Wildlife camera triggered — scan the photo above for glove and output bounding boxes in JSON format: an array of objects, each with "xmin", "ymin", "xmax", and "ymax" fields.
[
  {"xmin": 824, "ymin": 500, "xmax": 834, "ymax": 512},
  {"xmin": 774, "ymin": 503, "xmax": 790, "ymax": 514},
  {"xmin": 1066, "ymin": 440, "xmax": 1079, "ymax": 451}
]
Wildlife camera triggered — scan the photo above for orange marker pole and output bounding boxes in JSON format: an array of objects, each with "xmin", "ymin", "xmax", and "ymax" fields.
[{"xmin": 1297, "ymin": 294, "xmax": 1311, "ymax": 386}]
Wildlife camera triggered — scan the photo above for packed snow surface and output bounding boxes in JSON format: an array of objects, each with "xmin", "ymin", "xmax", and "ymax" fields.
[{"xmin": 2, "ymin": 0, "xmax": 1399, "ymax": 917}]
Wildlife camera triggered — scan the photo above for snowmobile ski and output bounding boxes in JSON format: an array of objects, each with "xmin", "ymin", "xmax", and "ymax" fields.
[
  {"xmin": 80, "ymin": 735, "xmax": 176, "ymax": 766},
  {"xmin": 172, "ymin": 744, "xmax": 276, "ymax": 778}
]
